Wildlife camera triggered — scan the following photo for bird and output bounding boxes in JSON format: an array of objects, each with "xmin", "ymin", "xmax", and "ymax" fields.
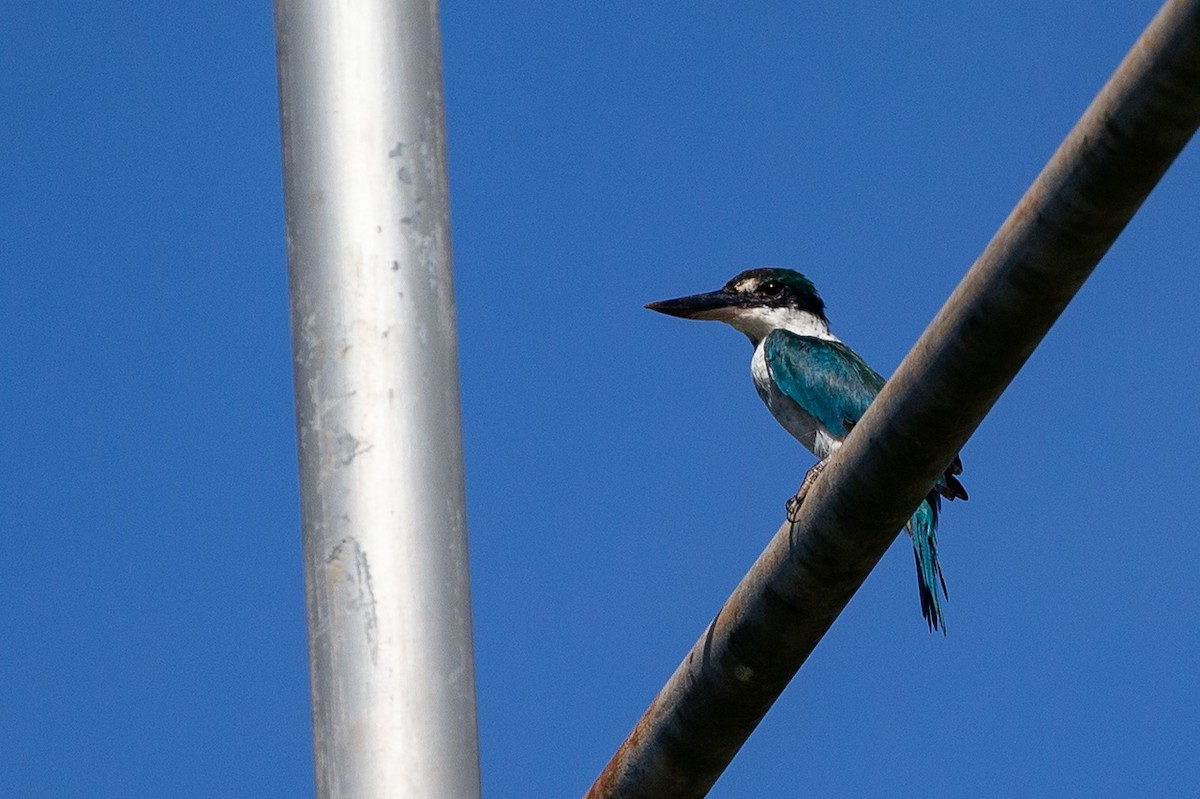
[{"xmin": 646, "ymin": 267, "xmax": 967, "ymax": 632}]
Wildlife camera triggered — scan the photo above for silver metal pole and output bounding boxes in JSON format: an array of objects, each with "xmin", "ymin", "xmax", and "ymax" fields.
[
  {"xmin": 274, "ymin": 1, "xmax": 480, "ymax": 797},
  {"xmin": 587, "ymin": 0, "xmax": 1200, "ymax": 795}
]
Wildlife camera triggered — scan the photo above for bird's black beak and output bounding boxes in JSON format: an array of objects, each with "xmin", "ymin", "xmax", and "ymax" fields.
[{"xmin": 645, "ymin": 289, "xmax": 736, "ymax": 320}]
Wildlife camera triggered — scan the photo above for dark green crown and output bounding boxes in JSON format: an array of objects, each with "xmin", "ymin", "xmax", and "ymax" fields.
[{"xmin": 722, "ymin": 268, "xmax": 826, "ymax": 320}]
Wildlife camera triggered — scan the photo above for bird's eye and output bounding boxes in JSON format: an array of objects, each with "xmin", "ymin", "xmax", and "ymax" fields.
[{"xmin": 760, "ymin": 280, "xmax": 784, "ymax": 296}]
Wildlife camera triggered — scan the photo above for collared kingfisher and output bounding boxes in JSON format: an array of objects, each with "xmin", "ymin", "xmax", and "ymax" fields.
[{"xmin": 646, "ymin": 268, "xmax": 967, "ymax": 632}]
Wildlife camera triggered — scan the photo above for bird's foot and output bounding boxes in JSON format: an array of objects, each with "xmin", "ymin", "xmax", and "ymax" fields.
[{"xmin": 786, "ymin": 458, "xmax": 830, "ymax": 523}]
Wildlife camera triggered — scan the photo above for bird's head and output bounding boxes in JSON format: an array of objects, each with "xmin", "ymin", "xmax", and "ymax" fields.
[{"xmin": 646, "ymin": 268, "xmax": 832, "ymax": 344}]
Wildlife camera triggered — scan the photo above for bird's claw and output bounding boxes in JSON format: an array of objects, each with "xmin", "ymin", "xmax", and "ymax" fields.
[
  {"xmin": 786, "ymin": 458, "xmax": 830, "ymax": 524},
  {"xmin": 785, "ymin": 494, "xmax": 804, "ymax": 523}
]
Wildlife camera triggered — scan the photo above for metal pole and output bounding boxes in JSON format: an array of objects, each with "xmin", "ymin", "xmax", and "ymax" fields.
[
  {"xmin": 274, "ymin": 1, "xmax": 480, "ymax": 797},
  {"xmin": 587, "ymin": 0, "xmax": 1200, "ymax": 796}
]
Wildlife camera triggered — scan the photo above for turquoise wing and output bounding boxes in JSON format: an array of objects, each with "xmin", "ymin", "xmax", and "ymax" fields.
[
  {"xmin": 762, "ymin": 329, "xmax": 886, "ymax": 437},
  {"xmin": 765, "ymin": 329, "xmax": 957, "ymax": 632}
]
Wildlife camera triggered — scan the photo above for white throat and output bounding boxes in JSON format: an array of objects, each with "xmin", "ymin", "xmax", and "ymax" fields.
[{"xmin": 718, "ymin": 306, "xmax": 839, "ymax": 344}]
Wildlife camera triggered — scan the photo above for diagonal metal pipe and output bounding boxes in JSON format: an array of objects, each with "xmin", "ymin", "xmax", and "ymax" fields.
[{"xmin": 587, "ymin": 0, "xmax": 1200, "ymax": 796}]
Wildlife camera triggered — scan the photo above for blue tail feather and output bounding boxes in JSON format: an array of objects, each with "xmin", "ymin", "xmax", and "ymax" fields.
[{"xmin": 908, "ymin": 494, "xmax": 948, "ymax": 634}]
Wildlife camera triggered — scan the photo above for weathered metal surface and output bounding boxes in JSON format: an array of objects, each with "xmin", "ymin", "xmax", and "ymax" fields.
[{"xmin": 275, "ymin": 0, "xmax": 481, "ymax": 796}]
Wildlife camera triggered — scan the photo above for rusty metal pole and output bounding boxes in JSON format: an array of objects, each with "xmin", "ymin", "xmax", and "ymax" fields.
[
  {"xmin": 587, "ymin": 0, "xmax": 1200, "ymax": 796},
  {"xmin": 274, "ymin": 0, "xmax": 481, "ymax": 797}
]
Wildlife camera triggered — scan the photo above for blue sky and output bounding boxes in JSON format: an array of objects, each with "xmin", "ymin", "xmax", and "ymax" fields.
[{"xmin": 4, "ymin": 2, "xmax": 1199, "ymax": 797}]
